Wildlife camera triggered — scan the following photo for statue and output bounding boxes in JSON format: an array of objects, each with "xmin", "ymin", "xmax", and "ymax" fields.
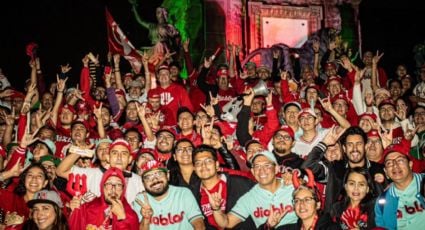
[{"xmin": 129, "ymin": 1, "xmax": 181, "ymax": 64}]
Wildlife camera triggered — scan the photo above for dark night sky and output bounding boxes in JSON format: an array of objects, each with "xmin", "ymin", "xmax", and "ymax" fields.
[{"xmin": 0, "ymin": 0, "xmax": 424, "ymax": 90}]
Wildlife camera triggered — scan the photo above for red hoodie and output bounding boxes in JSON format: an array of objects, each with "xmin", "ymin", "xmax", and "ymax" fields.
[{"xmin": 68, "ymin": 167, "xmax": 139, "ymax": 230}]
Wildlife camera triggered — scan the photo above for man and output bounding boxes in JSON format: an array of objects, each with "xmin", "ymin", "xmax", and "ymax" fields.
[
  {"xmin": 175, "ymin": 107, "xmax": 202, "ymax": 146},
  {"xmin": 143, "ymin": 128, "xmax": 176, "ymax": 164},
  {"xmin": 375, "ymin": 144, "xmax": 425, "ymax": 229},
  {"xmin": 365, "ymin": 129, "xmax": 384, "ymax": 163},
  {"xmin": 292, "ymin": 108, "xmax": 328, "ymax": 158},
  {"xmin": 56, "ymin": 139, "xmax": 143, "ymax": 203},
  {"xmin": 302, "ymin": 126, "xmax": 387, "ymax": 212},
  {"xmin": 133, "ymin": 160, "xmax": 205, "ymax": 229},
  {"xmin": 149, "ymin": 65, "xmax": 193, "ymax": 126},
  {"xmin": 208, "ymin": 150, "xmax": 297, "ymax": 228},
  {"xmin": 192, "ymin": 145, "xmax": 255, "ymax": 229},
  {"xmin": 281, "ymin": 101, "xmax": 302, "ymax": 138},
  {"xmin": 69, "ymin": 167, "xmax": 139, "ymax": 230},
  {"xmin": 270, "ymin": 126, "xmax": 304, "ymax": 170}
]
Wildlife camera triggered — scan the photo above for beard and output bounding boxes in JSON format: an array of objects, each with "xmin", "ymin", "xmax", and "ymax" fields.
[{"xmin": 146, "ymin": 181, "xmax": 169, "ymax": 197}]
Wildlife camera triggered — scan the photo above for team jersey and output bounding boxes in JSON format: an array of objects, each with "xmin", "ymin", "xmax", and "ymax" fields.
[
  {"xmin": 132, "ymin": 185, "xmax": 204, "ymax": 229},
  {"xmin": 230, "ymin": 180, "xmax": 298, "ymax": 227}
]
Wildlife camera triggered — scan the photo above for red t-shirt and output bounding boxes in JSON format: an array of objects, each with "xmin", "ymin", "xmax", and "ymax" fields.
[{"xmin": 199, "ymin": 177, "xmax": 228, "ymax": 229}]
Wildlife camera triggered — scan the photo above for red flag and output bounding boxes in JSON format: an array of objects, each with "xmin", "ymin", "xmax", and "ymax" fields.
[{"xmin": 105, "ymin": 8, "xmax": 142, "ymax": 73}]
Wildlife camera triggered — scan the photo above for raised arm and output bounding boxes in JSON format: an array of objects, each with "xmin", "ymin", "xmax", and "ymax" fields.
[
  {"xmin": 50, "ymin": 76, "xmax": 68, "ymax": 127},
  {"xmin": 113, "ymin": 54, "xmax": 125, "ymax": 91}
]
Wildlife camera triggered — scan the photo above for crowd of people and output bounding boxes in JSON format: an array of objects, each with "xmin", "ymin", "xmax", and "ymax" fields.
[{"xmin": 0, "ymin": 14, "xmax": 425, "ymax": 230}]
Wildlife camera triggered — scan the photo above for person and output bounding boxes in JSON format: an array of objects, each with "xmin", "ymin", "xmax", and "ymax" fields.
[
  {"xmin": 207, "ymin": 150, "xmax": 298, "ymax": 228},
  {"xmin": 56, "ymin": 139, "xmax": 144, "ymax": 204},
  {"xmin": 302, "ymin": 126, "xmax": 387, "ymax": 212},
  {"xmin": 192, "ymin": 145, "xmax": 255, "ymax": 229},
  {"xmin": 258, "ymin": 170, "xmax": 339, "ymax": 230},
  {"xmin": 0, "ymin": 163, "xmax": 50, "ymax": 229},
  {"xmin": 133, "ymin": 159, "xmax": 205, "ymax": 229},
  {"xmin": 24, "ymin": 189, "xmax": 69, "ymax": 230},
  {"xmin": 331, "ymin": 167, "xmax": 376, "ymax": 229},
  {"xmin": 375, "ymin": 144, "xmax": 425, "ymax": 229},
  {"xmin": 68, "ymin": 167, "xmax": 139, "ymax": 230}
]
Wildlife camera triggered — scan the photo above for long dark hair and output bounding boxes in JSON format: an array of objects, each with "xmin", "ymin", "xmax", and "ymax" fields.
[
  {"xmin": 23, "ymin": 202, "xmax": 69, "ymax": 230},
  {"xmin": 168, "ymin": 139, "xmax": 195, "ymax": 186},
  {"xmin": 340, "ymin": 167, "xmax": 375, "ymax": 212},
  {"xmin": 14, "ymin": 163, "xmax": 50, "ymax": 196}
]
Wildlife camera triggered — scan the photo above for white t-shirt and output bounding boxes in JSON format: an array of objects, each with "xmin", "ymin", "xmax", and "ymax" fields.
[{"xmin": 71, "ymin": 166, "xmax": 144, "ymax": 204}]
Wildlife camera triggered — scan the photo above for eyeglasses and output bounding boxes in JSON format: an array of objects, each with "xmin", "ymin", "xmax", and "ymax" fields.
[
  {"xmin": 194, "ymin": 158, "xmax": 215, "ymax": 167},
  {"xmin": 293, "ymin": 197, "xmax": 315, "ymax": 205},
  {"xmin": 175, "ymin": 146, "xmax": 193, "ymax": 154},
  {"xmin": 143, "ymin": 171, "xmax": 166, "ymax": 182},
  {"xmin": 299, "ymin": 116, "xmax": 315, "ymax": 122},
  {"xmin": 252, "ymin": 163, "xmax": 275, "ymax": 171},
  {"xmin": 104, "ymin": 182, "xmax": 124, "ymax": 191},
  {"xmin": 126, "ymin": 137, "xmax": 140, "ymax": 143},
  {"xmin": 384, "ymin": 156, "xmax": 408, "ymax": 168},
  {"xmin": 274, "ymin": 134, "xmax": 292, "ymax": 141}
]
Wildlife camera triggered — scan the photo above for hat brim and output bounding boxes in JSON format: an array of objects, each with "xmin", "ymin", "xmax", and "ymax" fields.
[{"xmin": 27, "ymin": 199, "xmax": 60, "ymax": 208}]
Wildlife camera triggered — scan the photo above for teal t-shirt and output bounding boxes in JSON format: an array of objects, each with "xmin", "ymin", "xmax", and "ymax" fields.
[
  {"xmin": 132, "ymin": 185, "xmax": 203, "ymax": 229},
  {"xmin": 394, "ymin": 175, "xmax": 425, "ymax": 229},
  {"xmin": 230, "ymin": 180, "xmax": 298, "ymax": 227}
]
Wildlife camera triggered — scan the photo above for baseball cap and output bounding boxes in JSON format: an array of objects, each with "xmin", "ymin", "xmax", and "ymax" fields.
[
  {"xmin": 367, "ymin": 129, "xmax": 380, "ymax": 138},
  {"xmin": 257, "ymin": 65, "xmax": 271, "ymax": 72},
  {"xmin": 359, "ymin": 112, "xmax": 377, "ymax": 122},
  {"xmin": 325, "ymin": 76, "xmax": 342, "ymax": 87},
  {"xmin": 32, "ymin": 139, "xmax": 56, "ymax": 155},
  {"xmin": 129, "ymin": 80, "xmax": 143, "ymax": 88},
  {"xmin": 39, "ymin": 155, "xmax": 61, "ymax": 167},
  {"xmin": 141, "ymin": 160, "xmax": 167, "ymax": 177},
  {"xmin": 250, "ymin": 150, "xmax": 278, "ymax": 165},
  {"xmin": 383, "ymin": 144, "xmax": 412, "ymax": 161},
  {"xmin": 283, "ymin": 101, "xmax": 302, "ymax": 112},
  {"xmin": 27, "ymin": 190, "xmax": 63, "ymax": 208},
  {"xmin": 59, "ymin": 104, "xmax": 76, "ymax": 114},
  {"xmin": 298, "ymin": 108, "xmax": 317, "ymax": 119},
  {"xmin": 216, "ymin": 69, "xmax": 229, "ymax": 77},
  {"xmin": 275, "ymin": 125, "xmax": 295, "ymax": 139},
  {"xmin": 109, "ymin": 139, "xmax": 131, "ymax": 154},
  {"xmin": 147, "ymin": 89, "xmax": 160, "ymax": 99},
  {"xmin": 244, "ymin": 62, "xmax": 256, "ymax": 69},
  {"xmin": 331, "ymin": 93, "xmax": 349, "ymax": 104},
  {"xmin": 157, "ymin": 65, "xmax": 170, "ymax": 72},
  {"xmin": 378, "ymin": 98, "xmax": 396, "ymax": 109},
  {"xmin": 374, "ymin": 88, "xmax": 391, "ymax": 97},
  {"xmin": 324, "ymin": 62, "xmax": 337, "ymax": 70}
]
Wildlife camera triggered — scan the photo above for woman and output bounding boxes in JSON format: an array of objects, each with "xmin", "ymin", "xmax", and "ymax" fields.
[
  {"xmin": 23, "ymin": 190, "xmax": 69, "ymax": 230},
  {"xmin": 331, "ymin": 167, "xmax": 376, "ymax": 229},
  {"xmin": 0, "ymin": 163, "xmax": 50, "ymax": 229}
]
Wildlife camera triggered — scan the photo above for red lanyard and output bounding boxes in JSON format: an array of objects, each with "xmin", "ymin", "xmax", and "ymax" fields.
[{"xmin": 302, "ymin": 215, "xmax": 318, "ymax": 230}]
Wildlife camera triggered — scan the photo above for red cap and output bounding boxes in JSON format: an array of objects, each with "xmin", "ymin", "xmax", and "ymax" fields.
[
  {"xmin": 141, "ymin": 160, "xmax": 167, "ymax": 176},
  {"xmin": 383, "ymin": 144, "xmax": 412, "ymax": 161},
  {"xmin": 367, "ymin": 129, "xmax": 380, "ymax": 138},
  {"xmin": 108, "ymin": 128, "xmax": 124, "ymax": 140},
  {"xmin": 59, "ymin": 104, "xmax": 76, "ymax": 114},
  {"xmin": 275, "ymin": 125, "xmax": 295, "ymax": 139},
  {"xmin": 305, "ymin": 83, "xmax": 320, "ymax": 93},
  {"xmin": 325, "ymin": 76, "xmax": 342, "ymax": 87},
  {"xmin": 123, "ymin": 73, "xmax": 134, "ymax": 80},
  {"xmin": 324, "ymin": 62, "xmax": 337, "ymax": 70},
  {"xmin": 331, "ymin": 92, "xmax": 349, "ymax": 104},
  {"xmin": 216, "ymin": 69, "xmax": 229, "ymax": 77},
  {"xmin": 298, "ymin": 108, "xmax": 317, "ymax": 119},
  {"xmin": 359, "ymin": 112, "xmax": 377, "ymax": 122},
  {"xmin": 378, "ymin": 98, "xmax": 395, "ymax": 109},
  {"xmin": 147, "ymin": 89, "xmax": 160, "ymax": 99},
  {"xmin": 157, "ymin": 65, "xmax": 170, "ymax": 72},
  {"xmin": 76, "ymin": 101, "xmax": 91, "ymax": 114},
  {"xmin": 10, "ymin": 90, "xmax": 25, "ymax": 100},
  {"xmin": 109, "ymin": 139, "xmax": 131, "ymax": 155}
]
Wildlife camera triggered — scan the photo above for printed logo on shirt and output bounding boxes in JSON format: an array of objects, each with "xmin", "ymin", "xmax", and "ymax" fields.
[
  {"xmin": 151, "ymin": 211, "xmax": 185, "ymax": 226},
  {"xmin": 160, "ymin": 92, "xmax": 174, "ymax": 105},
  {"xmin": 397, "ymin": 201, "xmax": 425, "ymax": 219},
  {"xmin": 253, "ymin": 203, "xmax": 293, "ymax": 218}
]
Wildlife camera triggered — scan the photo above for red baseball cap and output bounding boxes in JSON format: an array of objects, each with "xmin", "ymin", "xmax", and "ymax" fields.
[
  {"xmin": 59, "ymin": 104, "xmax": 76, "ymax": 114},
  {"xmin": 331, "ymin": 92, "xmax": 349, "ymax": 104},
  {"xmin": 275, "ymin": 125, "xmax": 295, "ymax": 139},
  {"xmin": 359, "ymin": 112, "xmax": 377, "ymax": 122},
  {"xmin": 383, "ymin": 144, "xmax": 412, "ymax": 161},
  {"xmin": 141, "ymin": 160, "xmax": 167, "ymax": 177},
  {"xmin": 109, "ymin": 139, "xmax": 131, "ymax": 155},
  {"xmin": 367, "ymin": 129, "xmax": 380, "ymax": 138}
]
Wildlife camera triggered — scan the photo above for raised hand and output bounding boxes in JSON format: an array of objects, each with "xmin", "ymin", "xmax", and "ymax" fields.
[
  {"xmin": 135, "ymin": 192, "xmax": 154, "ymax": 221},
  {"xmin": 93, "ymin": 102, "xmax": 103, "ymax": 120},
  {"xmin": 69, "ymin": 196, "xmax": 82, "ymax": 212},
  {"xmin": 280, "ymin": 70, "xmax": 288, "ymax": 81},
  {"xmin": 204, "ymin": 57, "xmax": 213, "ymax": 68},
  {"xmin": 372, "ymin": 51, "xmax": 384, "ymax": 66},
  {"xmin": 205, "ymin": 183, "xmax": 223, "ymax": 211},
  {"xmin": 239, "ymin": 71, "xmax": 248, "ymax": 80},
  {"xmin": 56, "ymin": 75, "xmax": 68, "ymax": 92},
  {"xmin": 319, "ymin": 96, "xmax": 333, "ymax": 112},
  {"xmin": 379, "ymin": 123, "xmax": 393, "ymax": 149},
  {"xmin": 322, "ymin": 125, "xmax": 346, "ymax": 146},
  {"xmin": 312, "ymin": 40, "xmax": 320, "ymax": 53},
  {"xmin": 183, "ymin": 39, "xmax": 190, "ymax": 52},
  {"xmin": 60, "ymin": 63, "xmax": 72, "ymax": 74},
  {"xmin": 266, "ymin": 204, "xmax": 287, "ymax": 228}
]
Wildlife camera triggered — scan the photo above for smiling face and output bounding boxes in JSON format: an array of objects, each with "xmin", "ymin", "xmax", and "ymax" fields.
[
  {"xmin": 174, "ymin": 141, "xmax": 194, "ymax": 166},
  {"xmin": 272, "ymin": 130, "xmax": 294, "ymax": 155},
  {"xmin": 344, "ymin": 172, "xmax": 369, "ymax": 205},
  {"xmin": 343, "ymin": 134, "xmax": 365, "ymax": 165},
  {"xmin": 156, "ymin": 131, "xmax": 174, "ymax": 154},
  {"xmin": 25, "ymin": 167, "xmax": 48, "ymax": 194},
  {"xmin": 384, "ymin": 152, "xmax": 413, "ymax": 185},
  {"xmin": 32, "ymin": 203, "xmax": 57, "ymax": 230},
  {"xmin": 251, "ymin": 155, "xmax": 279, "ymax": 187},
  {"xmin": 293, "ymin": 189, "xmax": 319, "ymax": 222},
  {"xmin": 142, "ymin": 169, "xmax": 169, "ymax": 197}
]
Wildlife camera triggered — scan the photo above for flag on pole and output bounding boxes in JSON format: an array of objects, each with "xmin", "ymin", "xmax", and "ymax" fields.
[{"xmin": 105, "ymin": 8, "xmax": 142, "ymax": 73}]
